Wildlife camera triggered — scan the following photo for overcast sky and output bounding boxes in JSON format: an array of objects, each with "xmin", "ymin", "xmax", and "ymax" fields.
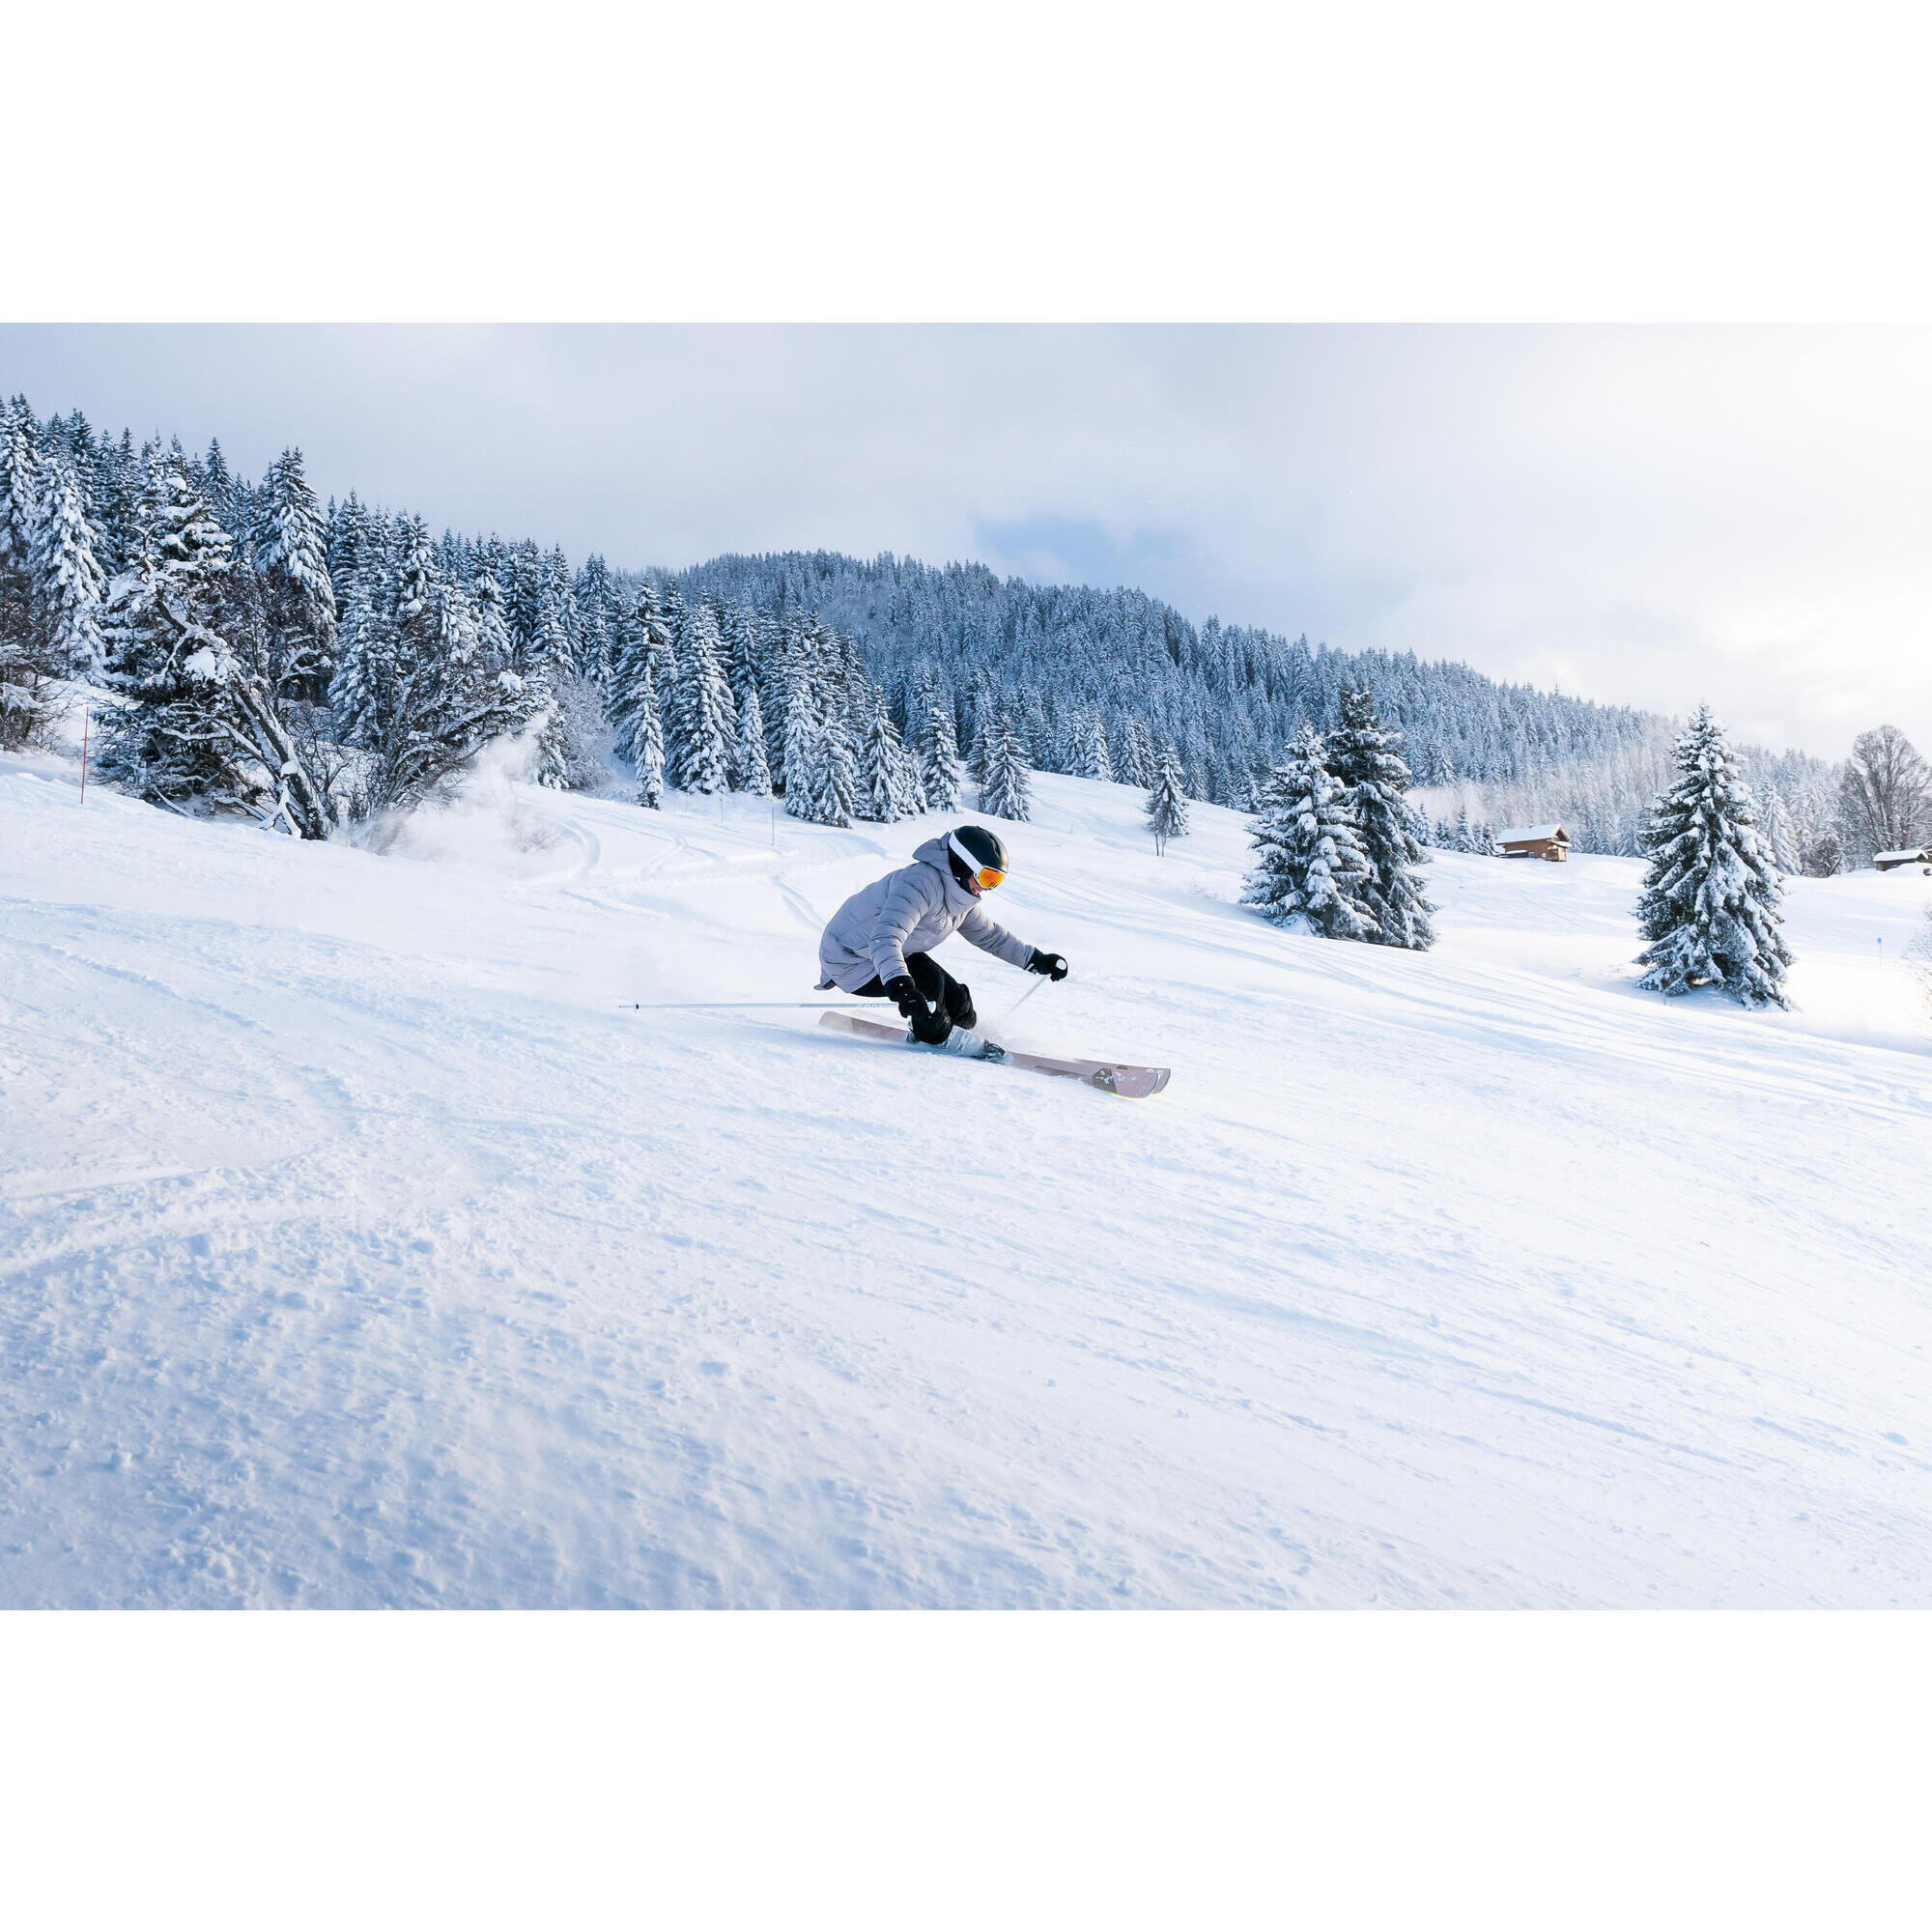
[{"xmin": 6, "ymin": 325, "xmax": 1926, "ymax": 762}]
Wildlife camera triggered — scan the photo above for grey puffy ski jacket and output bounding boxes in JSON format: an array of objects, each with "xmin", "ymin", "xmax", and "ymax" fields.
[{"xmin": 818, "ymin": 836, "xmax": 1037, "ymax": 991}]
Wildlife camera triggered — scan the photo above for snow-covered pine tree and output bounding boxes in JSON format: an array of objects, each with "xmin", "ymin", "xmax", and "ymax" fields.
[
  {"xmin": 606, "ymin": 580, "xmax": 667, "ymax": 763},
  {"xmin": 1146, "ymin": 741, "xmax": 1190, "ymax": 851},
  {"xmin": 980, "ymin": 712, "xmax": 1033, "ymax": 821},
  {"xmin": 966, "ymin": 669, "xmax": 998, "ymax": 787},
  {"xmin": 530, "ymin": 583, "xmax": 574, "ymax": 688},
  {"xmin": 1116, "ymin": 713, "xmax": 1154, "ymax": 789},
  {"xmin": 540, "ymin": 546, "xmax": 581, "ymax": 677},
  {"xmin": 1327, "ymin": 683, "xmax": 1435, "ymax": 950},
  {"xmin": 572, "ymin": 554, "xmax": 618, "ymax": 681},
  {"xmin": 327, "ymin": 506, "xmax": 400, "ymax": 748},
  {"xmin": 916, "ymin": 694, "xmax": 961, "ymax": 810},
  {"xmin": 894, "ymin": 713, "xmax": 928, "ymax": 818},
  {"xmin": 781, "ymin": 675, "xmax": 820, "ymax": 821},
  {"xmin": 1077, "ymin": 710, "xmax": 1114, "ymax": 783},
  {"xmin": 734, "ymin": 682, "xmax": 772, "ymax": 795},
  {"xmin": 629, "ymin": 663, "xmax": 665, "ymax": 809},
  {"xmin": 249, "ymin": 447, "xmax": 335, "ymax": 697},
  {"xmin": 720, "ymin": 602, "xmax": 762, "ymax": 716},
  {"xmin": 470, "ymin": 544, "xmax": 515, "ymax": 674},
  {"xmin": 94, "ymin": 428, "xmax": 141, "ymax": 578},
  {"xmin": 857, "ymin": 690, "xmax": 917, "ymax": 822},
  {"xmin": 98, "ymin": 462, "xmax": 237, "ymax": 801},
  {"xmin": 30, "ymin": 449, "xmax": 107, "ymax": 677},
  {"xmin": 810, "ymin": 699, "xmax": 858, "ymax": 827},
  {"xmin": 1634, "ymin": 704, "xmax": 1794, "ymax": 1009},
  {"xmin": 527, "ymin": 666, "xmax": 571, "ymax": 788},
  {"xmin": 1761, "ymin": 787, "xmax": 1800, "ymax": 874},
  {"xmin": 0, "ymin": 400, "xmax": 44, "ymax": 707},
  {"xmin": 199, "ymin": 439, "xmax": 235, "ymax": 531},
  {"xmin": 98, "ymin": 462, "xmax": 335, "ymax": 838},
  {"xmin": 672, "ymin": 602, "xmax": 737, "ymax": 793},
  {"xmin": 350, "ymin": 544, "xmax": 526, "ymax": 820},
  {"xmin": 1242, "ymin": 724, "xmax": 1375, "ymax": 940}
]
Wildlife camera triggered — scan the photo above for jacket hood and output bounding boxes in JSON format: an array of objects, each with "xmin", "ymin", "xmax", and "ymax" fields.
[{"xmin": 912, "ymin": 836, "xmax": 977, "ymax": 911}]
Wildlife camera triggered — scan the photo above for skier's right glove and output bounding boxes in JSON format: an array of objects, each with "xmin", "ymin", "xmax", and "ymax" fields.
[
  {"xmin": 908, "ymin": 1005, "xmax": 953, "ymax": 1046},
  {"xmin": 884, "ymin": 975, "xmax": 953, "ymax": 1046}
]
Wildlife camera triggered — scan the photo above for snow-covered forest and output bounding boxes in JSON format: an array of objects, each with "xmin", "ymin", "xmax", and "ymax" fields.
[{"xmin": 0, "ymin": 393, "xmax": 1871, "ymax": 864}]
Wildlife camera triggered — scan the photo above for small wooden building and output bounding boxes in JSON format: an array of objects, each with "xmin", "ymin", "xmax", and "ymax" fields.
[
  {"xmin": 1873, "ymin": 846, "xmax": 1932, "ymax": 872},
  {"xmin": 1496, "ymin": 822, "xmax": 1572, "ymax": 863}
]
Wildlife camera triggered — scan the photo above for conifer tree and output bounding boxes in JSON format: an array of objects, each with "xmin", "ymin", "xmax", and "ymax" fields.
[
  {"xmin": 915, "ymin": 695, "xmax": 961, "ymax": 810},
  {"xmin": 635, "ymin": 664, "xmax": 665, "ymax": 809},
  {"xmin": 1242, "ymin": 725, "xmax": 1375, "ymax": 939},
  {"xmin": 1077, "ymin": 711, "xmax": 1114, "ymax": 783},
  {"xmin": 470, "ymin": 546, "xmax": 515, "ymax": 673},
  {"xmin": 572, "ymin": 554, "xmax": 618, "ymax": 681},
  {"xmin": 1146, "ymin": 741, "xmax": 1190, "ymax": 851},
  {"xmin": 980, "ymin": 712, "xmax": 1033, "ymax": 821},
  {"xmin": 1761, "ymin": 788, "xmax": 1800, "ymax": 874},
  {"xmin": 30, "ymin": 450, "xmax": 107, "ymax": 676},
  {"xmin": 782, "ymin": 677, "xmax": 820, "ymax": 821},
  {"xmin": 1635, "ymin": 705, "xmax": 1793, "ymax": 1008},
  {"xmin": 0, "ymin": 398, "xmax": 55, "ymax": 747},
  {"xmin": 529, "ymin": 674, "xmax": 570, "ymax": 788},
  {"xmin": 811, "ymin": 701, "xmax": 858, "ymax": 827},
  {"xmin": 1327, "ymin": 683, "xmax": 1435, "ymax": 950},
  {"xmin": 734, "ymin": 683, "xmax": 772, "ymax": 796},
  {"xmin": 857, "ymin": 691, "xmax": 916, "ymax": 822},
  {"xmin": 98, "ymin": 462, "xmax": 238, "ymax": 800},
  {"xmin": 672, "ymin": 603, "xmax": 737, "ymax": 793},
  {"xmin": 250, "ymin": 447, "xmax": 335, "ymax": 696},
  {"xmin": 607, "ymin": 580, "xmax": 669, "ymax": 763},
  {"xmin": 1117, "ymin": 713, "xmax": 1154, "ymax": 789},
  {"xmin": 763, "ymin": 615, "xmax": 802, "ymax": 784},
  {"xmin": 720, "ymin": 601, "xmax": 762, "ymax": 714},
  {"xmin": 97, "ymin": 462, "xmax": 335, "ymax": 837}
]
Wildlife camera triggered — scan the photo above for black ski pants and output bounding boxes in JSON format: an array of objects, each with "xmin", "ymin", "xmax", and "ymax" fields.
[{"xmin": 853, "ymin": 952, "xmax": 977, "ymax": 1029}]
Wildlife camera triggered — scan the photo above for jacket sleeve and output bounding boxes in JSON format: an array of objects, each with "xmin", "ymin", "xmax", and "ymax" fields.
[
  {"xmin": 868, "ymin": 866, "xmax": 938, "ymax": 984},
  {"xmin": 958, "ymin": 903, "xmax": 1036, "ymax": 971}
]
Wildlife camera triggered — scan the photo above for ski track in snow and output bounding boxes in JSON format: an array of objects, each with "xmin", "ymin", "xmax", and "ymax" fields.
[{"xmin": 4, "ymin": 748, "xmax": 1932, "ymax": 1608}]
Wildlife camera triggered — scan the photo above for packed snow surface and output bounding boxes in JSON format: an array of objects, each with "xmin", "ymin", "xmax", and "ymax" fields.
[{"xmin": 5, "ymin": 744, "xmax": 1931, "ymax": 1607}]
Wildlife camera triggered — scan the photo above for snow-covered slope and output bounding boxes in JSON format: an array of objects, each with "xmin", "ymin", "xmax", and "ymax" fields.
[{"xmin": 5, "ymin": 744, "xmax": 1931, "ymax": 1607}]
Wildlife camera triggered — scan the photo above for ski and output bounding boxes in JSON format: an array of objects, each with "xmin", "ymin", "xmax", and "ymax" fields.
[{"xmin": 817, "ymin": 1010, "xmax": 1171, "ymax": 1099}]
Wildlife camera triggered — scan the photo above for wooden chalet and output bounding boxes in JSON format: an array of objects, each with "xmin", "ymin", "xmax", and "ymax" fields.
[
  {"xmin": 1495, "ymin": 822, "xmax": 1572, "ymax": 863},
  {"xmin": 1873, "ymin": 846, "xmax": 1932, "ymax": 872}
]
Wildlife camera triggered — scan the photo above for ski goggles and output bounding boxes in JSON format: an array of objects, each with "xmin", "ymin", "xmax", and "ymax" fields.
[{"xmin": 969, "ymin": 865, "xmax": 1006, "ymax": 891}]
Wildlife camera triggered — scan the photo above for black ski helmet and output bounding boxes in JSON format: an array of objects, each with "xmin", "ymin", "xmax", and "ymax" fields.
[{"xmin": 947, "ymin": 824, "xmax": 1010, "ymax": 894}]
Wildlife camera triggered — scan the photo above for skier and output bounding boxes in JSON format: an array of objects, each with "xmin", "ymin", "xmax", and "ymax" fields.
[{"xmin": 817, "ymin": 825, "xmax": 1068, "ymax": 1053}]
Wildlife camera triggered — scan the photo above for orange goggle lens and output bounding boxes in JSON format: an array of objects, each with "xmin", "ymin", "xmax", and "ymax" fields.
[{"xmin": 975, "ymin": 867, "xmax": 1006, "ymax": 890}]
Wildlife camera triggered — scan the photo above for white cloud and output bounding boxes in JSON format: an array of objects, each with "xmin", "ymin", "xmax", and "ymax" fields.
[{"xmin": 7, "ymin": 325, "xmax": 1927, "ymax": 759}]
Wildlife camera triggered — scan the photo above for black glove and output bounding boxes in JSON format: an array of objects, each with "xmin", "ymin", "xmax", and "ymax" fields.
[
  {"xmin": 908, "ymin": 1005, "xmax": 953, "ymax": 1046},
  {"xmin": 1027, "ymin": 951, "xmax": 1068, "ymax": 981},
  {"xmin": 885, "ymin": 975, "xmax": 952, "ymax": 1045}
]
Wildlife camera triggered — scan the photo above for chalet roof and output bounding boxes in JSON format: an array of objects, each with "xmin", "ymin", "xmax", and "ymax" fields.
[
  {"xmin": 1496, "ymin": 823, "xmax": 1569, "ymax": 845},
  {"xmin": 1874, "ymin": 847, "xmax": 1932, "ymax": 865}
]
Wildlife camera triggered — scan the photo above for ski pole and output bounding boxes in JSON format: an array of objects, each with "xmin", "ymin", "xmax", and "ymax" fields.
[
  {"xmin": 619, "ymin": 1000, "xmax": 878, "ymax": 1010},
  {"xmin": 998, "ymin": 976, "xmax": 1048, "ymax": 1029}
]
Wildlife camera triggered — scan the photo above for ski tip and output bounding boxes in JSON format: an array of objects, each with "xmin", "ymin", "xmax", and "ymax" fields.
[{"xmin": 1096, "ymin": 1065, "xmax": 1172, "ymax": 1098}]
